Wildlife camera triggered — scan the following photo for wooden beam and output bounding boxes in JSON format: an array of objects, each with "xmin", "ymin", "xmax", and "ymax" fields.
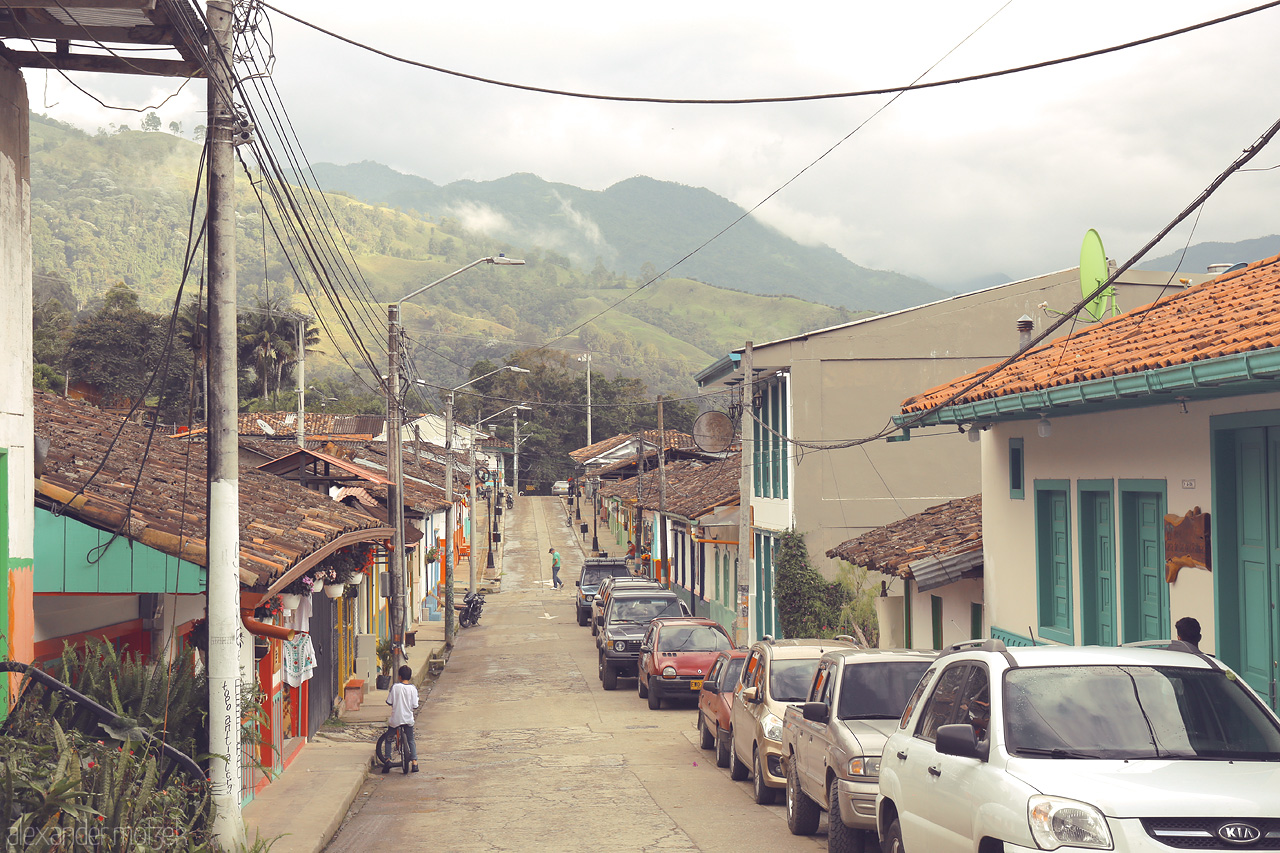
[
  {"xmin": 0, "ymin": 49, "xmax": 202, "ymax": 76},
  {"xmin": 0, "ymin": 23, "xmax": 173, "ymax": 42},
  {"xmin": 1, "ymin": 1, "xmax": 156, "ymax": 8}
]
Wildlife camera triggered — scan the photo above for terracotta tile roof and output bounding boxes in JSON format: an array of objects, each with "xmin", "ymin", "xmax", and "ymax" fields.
[
  {"xmin": 570, "ymin": 430, "xmax": 697, "ymax": 463},
  {"xmin": 902, "ymin": 256, "xmax": 1280, "ymax": 414},
  {"xmin": 598, "ymin": 454, "xmax": 740, "ymax": 519},
  {"xmin": 825, "ymin": 494, "xmax": 982, "ymax": 579},
  {"xmin": 34, "ymin": 392, "xmax": 393, "ymax": 590},
  {"xmin": 257, "ymin": 448, "xmax": 450, "ymax": 513},
  {"xmin": 173, "ymin": 411, "xmax": 383, "ymax": 439}
]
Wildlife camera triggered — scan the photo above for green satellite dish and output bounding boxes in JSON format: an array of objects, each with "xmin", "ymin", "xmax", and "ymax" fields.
[{"xmin": 1079, "ymin": 229, "xmax": 1115, "ymax": 321}]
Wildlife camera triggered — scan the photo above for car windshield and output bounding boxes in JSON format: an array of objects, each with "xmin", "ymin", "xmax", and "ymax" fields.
[
  {"xmin": 608, "ymin": 597, "xmax": 681, "ymax": 624},
  {"xmin": 582, "ymin": 568, "xmax": 627, "ymax": 586},
  {"xmin": 771, "ymin": 659, "xmax": 822, "ymax": 702},
  {"xmin": 1004, "ymin": 665, "xmax": 1280, "ymax": 760},
  {"xmin": 658, "ymin": 624, "xmax": 732, "ymax": 653},
  {"xmin": 721, "ymin": 657, "xmax": 746, "ymax": 688},
  {"xmin": 837, "ymin": 661, "xmax": 932, "ymax": 720}
]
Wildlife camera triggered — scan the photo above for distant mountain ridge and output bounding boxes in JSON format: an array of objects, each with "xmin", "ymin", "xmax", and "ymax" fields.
[
  {"xmin": 305, "ymin": 161, "xmax": 948, "ymax": 313},
  {"xmin": 1138, "ymin": 235, "xmax": 1280, "ymax": 275}
]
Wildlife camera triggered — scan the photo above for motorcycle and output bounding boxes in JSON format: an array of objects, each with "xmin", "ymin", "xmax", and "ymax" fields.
[
  {"xmin": 505, "ymin": 492, "xmax": 514, "ymax": 510},
  {"xmin": 457, "ymin": 590, "xmax": 485, "ymax": 628}
]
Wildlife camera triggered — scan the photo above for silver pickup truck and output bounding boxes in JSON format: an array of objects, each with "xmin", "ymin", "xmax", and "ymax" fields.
[{"xmin": 781, "ymin": 648, "xmax": 935, "ymax": 853}]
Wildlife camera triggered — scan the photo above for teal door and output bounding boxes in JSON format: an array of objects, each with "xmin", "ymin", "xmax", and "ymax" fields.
[
  {"xmin": 1235, "ymin": 428, "xmax": 1277, "ymax": 697},
  {"xmin": 1080, "ymin": 489, "xmax": 1116, "ymax": 646},
  {"xmin": 1121, "ymin": 486, "xmax": 1169, "ymax": 644}
]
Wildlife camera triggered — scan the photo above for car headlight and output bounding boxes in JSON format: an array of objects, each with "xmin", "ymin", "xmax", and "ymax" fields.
[
  {"xmin": 1028, "ymin": 796, "xmax": 1112, "ymax": 851},
  {"xmin": 613, "ymin": 640, "xmax": 627, "ymax": 652},
  {"xmin": 662, "ymin": 666, "xmax": 677, "ymax": 678},
  {"xmin": 762, "ymin": 713, "xmax": 784, "ymax": 742},
  {"xmin": 846, "ymin": 756, "xmax": 880, "ymax": 778}
]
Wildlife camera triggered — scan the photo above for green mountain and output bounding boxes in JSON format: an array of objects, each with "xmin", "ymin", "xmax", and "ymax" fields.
[
  {"xmin": 27, "ymin": 112, "xmax": 861, "ymax": 400},
  {"xmin": 306, "ymin": 162, "xmax": 947, "ymax": 313}
]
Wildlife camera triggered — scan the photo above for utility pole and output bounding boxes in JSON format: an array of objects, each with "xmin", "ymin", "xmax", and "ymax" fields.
[
  {"xmin": 635, "ymin": 433, "xmax": 645, "ymax": 573},
  {"xmin": 295, "ymin": 316, "xmax": 305, "ymax": 449},
  {"xmin": 736, "ymin": 342, "xmax": 754, "ymax": 647},
  {"xmin": 658, "ymin": 401, "xmax": 668, "ymax": 592},
  {"xmin": 468, "ymin": 425, "xmax": 478, "ymax": 594},
  {"xmin": 512, "ymin": 414, "xmax": 521, "ymax": 499},
  {"xmin": 385, "ymin": 305, "xmax": 406, "ymax": 668},
  {"xmin": 443, "ymin": 392, "xmax": 456, "ymax": 646},
  {"xmin": 206, "ymin": 2, "xmax": 245, "ymax": 846}
]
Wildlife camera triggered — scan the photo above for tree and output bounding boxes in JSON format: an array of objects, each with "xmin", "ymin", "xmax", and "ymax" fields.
[
  {"xmin": 193, "ymin": 124, "xmax": 206, "ymax": 142},
  {"xmin": 66, "ymin": 283, "xmax": 161, "ymax": 404},
  {"xmin": 168, "ymin": 120, "xmax": 183, "ymax": 136},
  {"xmin": 177, "ymin": 297, "xmax": 209, "ymax": 420},
  {"xmin": 237, "ymin": 295, "xmax": 320, "ymax": 406},
  {"xmin": 773, "ymin": 530, "xmax": 839, "ymax": 640},
  {"xmin": 141, "ymin": 112, "xmax": 161, "ymax": 132}
]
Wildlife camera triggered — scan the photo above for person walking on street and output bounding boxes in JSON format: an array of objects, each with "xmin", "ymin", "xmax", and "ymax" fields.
[
  {"xmin": 385, "ymin": 664, "xmax": 419, "ymax": 773},
  {"xmin": 1168, "ymin": 616, "xmax": 1202, "ymax": 653},
  {"xmin": 549, "ymin": 547, "xmax": 563, "ymax": 589}
]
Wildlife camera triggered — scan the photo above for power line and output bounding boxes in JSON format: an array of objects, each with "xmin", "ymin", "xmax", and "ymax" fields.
[{"xmin": 260, "ymin": 1, "xmax": 1279, "ymax": 105}]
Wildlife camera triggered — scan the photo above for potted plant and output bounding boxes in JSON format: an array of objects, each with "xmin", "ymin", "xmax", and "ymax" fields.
[
  {"xmin": 375, "ymin": 638, "xmax": 394, "ymax": 690},
  {"xmin": 425, "ymin": 545, "xmax": 440, "ymax": 565},
  {"xmin": 314, "ymin": 567, "xmax": 344, "ymax": 598}
]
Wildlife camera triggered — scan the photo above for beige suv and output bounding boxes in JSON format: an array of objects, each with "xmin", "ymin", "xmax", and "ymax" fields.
[{"xmin": 729, "ymin": 637, "xmax": 856, "ymax": 805}]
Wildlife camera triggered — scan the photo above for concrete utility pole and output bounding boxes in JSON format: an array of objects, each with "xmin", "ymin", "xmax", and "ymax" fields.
[
  {"xmin": 206, "ymin": 2, "xmax": 246, "ymax": 846},
  {"xmin": 635, "ymin": 433, "xmax": 645, "ymax": 569},
  {"xmin": 512, "ymin": 414, "xmax": 521, "ymax": 498},
  {"xmin": 736, "ymin": 342, "xmax": 754, "ymax": 647},
  {"xmin": 386, "ymin": 305, "xmax": 407, "ymax": 667},
  {"xmin": 468, "ymin": 427, "xmax": 478, "ymax": 594},
  {"xmin": 444, "ymin": 392, "xmax": 456, "ymax": 646},
  {"xmin": 657, "ymin": 401, "xmax": 668, "ymax": 591},
  {"xmin": 295, "ymin": 316, "xmax": 305, "ymax": 448}
]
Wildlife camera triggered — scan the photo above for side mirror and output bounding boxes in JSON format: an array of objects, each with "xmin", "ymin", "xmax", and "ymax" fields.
[
  {"xmin": 702, "ymin": 682, "xmax": 720, "ymax": 695},
  {"xmin": 575, "ymin": 580, "xmax": 581, "ymax": 587},
  {"xmin": 801, "ymin": 702, "xmax": 829, "ymax": 724},
  {"xmin": 936, "ymin": 723, "xmax": 988, "ymax": 761},
  {"xmin": 640, "ymin": 643, "xmax": 652, "ymax": 652},
  {"xmin": 740, "ymin": 685, "xmax": 760, "ymax": 704}
]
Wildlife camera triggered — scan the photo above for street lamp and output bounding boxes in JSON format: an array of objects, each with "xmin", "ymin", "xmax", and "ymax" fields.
[
  {"xmin": 446, "ymin": 365, "xmax": 529, "ymax": 638},
  {"xmin": 387, "ymin": 255, "xmax": 524, "ymax": 662}
]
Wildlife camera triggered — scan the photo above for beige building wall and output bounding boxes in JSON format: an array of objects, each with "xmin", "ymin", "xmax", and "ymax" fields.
[
  {"xmin": 978, "ymin": 391, "xmax": 1280, "ymax": 653},
  {"xmin": 735, "ymin": 268, "xmax": 1210, "ymax": 576}
]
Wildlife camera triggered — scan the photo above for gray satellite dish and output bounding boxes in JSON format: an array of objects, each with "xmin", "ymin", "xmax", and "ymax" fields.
[
  {"xmin": 693, "ymin": 411, "xmax": 734, "ymax": 453},
  {"xmin": 256, "ymin": 419, "xmax": 276, "ymax": 435}
]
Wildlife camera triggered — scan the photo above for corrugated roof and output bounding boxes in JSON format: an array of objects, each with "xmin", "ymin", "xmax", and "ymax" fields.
[
  {"xmin": 570, "ymin": 430, "xmax": 697, "ymax": 463},
  {"xmin": 826, "ymin": 494, "xmax": 982, "ymax": 581},
  {"xmin": 902, "ymin": 256, "xmax": 1280, "ymax": 415}
]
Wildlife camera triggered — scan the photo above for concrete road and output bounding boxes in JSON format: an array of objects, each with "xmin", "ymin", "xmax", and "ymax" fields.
[{"xmin": 324, "ymin": 496, "xmax": 829, "ymax": 853}]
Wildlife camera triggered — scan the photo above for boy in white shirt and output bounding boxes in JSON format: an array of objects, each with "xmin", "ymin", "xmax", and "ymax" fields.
[{"xmin": 385, "ymin": 664, "xmax": 419, "ymax": 772}]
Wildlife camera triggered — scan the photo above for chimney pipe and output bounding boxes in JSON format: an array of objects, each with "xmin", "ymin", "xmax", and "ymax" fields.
[{"xmin": 1017, "ymin": 315, "xmax": 1034, "ymax": 351}]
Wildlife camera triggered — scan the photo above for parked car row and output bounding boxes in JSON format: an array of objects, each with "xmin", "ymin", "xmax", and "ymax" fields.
[{"xmin": 573, "ymin": 556, "xmax": 1280, "ymax": 853}]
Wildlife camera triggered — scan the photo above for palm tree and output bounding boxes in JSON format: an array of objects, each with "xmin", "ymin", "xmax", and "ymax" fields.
[
  {"xmin": 176, "ymin": 297, "xmax": 208, "ymax": 421},
  {"xmin": 238, "ymin": 295, "xmax": 323, "ymax": 406}
]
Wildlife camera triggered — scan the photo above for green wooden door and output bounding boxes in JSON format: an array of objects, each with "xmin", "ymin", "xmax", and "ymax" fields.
[
  {"xmin": 1135, "ymin": 494, "xmax": 1166, "ymax": 641},
  {"xmin": 1081, "ymin": 490, "xmax": 1116, "ymax": 646},
  {"xmin": 1235, "ymin": 427, "xmax": 1274, "ymax": 696}
]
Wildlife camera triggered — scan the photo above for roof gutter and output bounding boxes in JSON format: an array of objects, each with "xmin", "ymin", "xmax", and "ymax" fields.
[{"xmin": 895, "ymin": 348, "xmax": 1280, "ymax": 427}]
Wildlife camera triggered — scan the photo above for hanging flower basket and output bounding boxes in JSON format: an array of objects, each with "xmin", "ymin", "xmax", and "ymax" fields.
[
  {"xmin": 279, "ymin": 592, "xmax": 302, "ymax": 611},
  {"xmin": 347, "ymin": 572, "xmax": 365, "ymax": 586},
  {"xmin": 323, "ymin": 583, "xmax": 346, "ymax": 599}
]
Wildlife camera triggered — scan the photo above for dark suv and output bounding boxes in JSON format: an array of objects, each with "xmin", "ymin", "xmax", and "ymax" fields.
[
  {"xmin": 575, "ymin": 557, "xmax": 633, "ymax": 627},
  {"xmin": 597, "ymin": 588, "xmax": 689, "ymax": 690}
]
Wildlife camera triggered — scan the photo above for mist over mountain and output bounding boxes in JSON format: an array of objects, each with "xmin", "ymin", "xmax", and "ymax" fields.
[{"xmin": 306, "ymin": 161, "xmax": 948, "ymax": 313}]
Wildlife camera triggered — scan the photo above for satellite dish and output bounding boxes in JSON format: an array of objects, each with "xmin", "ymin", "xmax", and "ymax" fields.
[
  {"xmin": 693, "ymin": 411, "xmax": 734, "ymax": 453},
  {"xmin": 476, "ymin": 467, "xmax": 490, "ymax": 483},
  {"xmin": 256, "ymin": 419, "xmax": 276, "ymax": 436},
  {"xmin": 1079, "ymin": 229, "xmax": 1116, "ymax": 321}
]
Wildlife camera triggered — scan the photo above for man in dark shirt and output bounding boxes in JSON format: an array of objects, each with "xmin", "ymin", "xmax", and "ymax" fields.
[{"xmin": 1167, "ymin": 616, "xmax": 1202, "ymax": 653}]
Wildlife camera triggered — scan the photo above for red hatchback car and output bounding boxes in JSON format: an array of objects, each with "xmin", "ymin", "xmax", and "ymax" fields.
[
  {"xmin": 697, "ymin": 648, "xmax": 749, "ymax": 767},
  {"xmin": 637, "ymin": 617, "xmax": 734, "ymax": 710}
]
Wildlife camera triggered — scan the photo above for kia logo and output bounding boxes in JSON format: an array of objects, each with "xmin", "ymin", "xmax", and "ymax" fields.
[{"xmin": 1217, "ymin": 822, "xmax": 1261, "ymax": 845}]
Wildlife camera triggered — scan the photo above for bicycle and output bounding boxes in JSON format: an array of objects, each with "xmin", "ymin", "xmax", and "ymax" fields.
[{"xmin": 375, "ymin": 723, "xmax": 412, "ymax": 775}]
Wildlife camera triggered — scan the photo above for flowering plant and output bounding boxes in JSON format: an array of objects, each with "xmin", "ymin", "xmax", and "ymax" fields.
[
  {"xmin": 280, "ymin": 572, "xmax": 318, "ymax": 595},
  {"xmin": 254, "ymin": 596, "xmax": 283, "ymax": 620},
  {"xmin": 312, "ymin": 567, "xmax": 339, "ymax": 585}
]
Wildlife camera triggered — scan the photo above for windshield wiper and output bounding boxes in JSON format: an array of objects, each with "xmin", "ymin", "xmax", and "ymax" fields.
[{"xmin": 1012, "ymin": 747, "xmax": 1099, "ymax": 759}]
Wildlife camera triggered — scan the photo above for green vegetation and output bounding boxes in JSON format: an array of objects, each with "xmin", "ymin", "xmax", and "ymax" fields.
[
  {"xmin": 773, "ymin": 530, "xmax": 879, "ymax": 645},
  {"xmin": 28, "ymin": 111, "xmax": 863, "ymax": 407}
]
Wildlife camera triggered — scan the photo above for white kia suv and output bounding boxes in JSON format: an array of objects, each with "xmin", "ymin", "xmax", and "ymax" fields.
[{"xmin": 878, "ymin": 639, "xmax": 1280, "ymax": 853}]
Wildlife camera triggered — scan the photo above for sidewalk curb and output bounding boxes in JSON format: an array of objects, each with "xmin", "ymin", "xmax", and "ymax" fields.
[{"xmin": 242, "ymin": 740, "xmax": 369, "ymax": 853}]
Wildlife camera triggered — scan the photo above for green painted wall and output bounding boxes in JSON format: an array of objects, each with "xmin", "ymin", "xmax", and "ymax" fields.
[{"xmin": 34, "ymin": 509, "xmax": 205, "ymax": 594}]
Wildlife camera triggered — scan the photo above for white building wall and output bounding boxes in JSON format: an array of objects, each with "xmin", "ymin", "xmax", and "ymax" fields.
[{"xmin": 980, "ymin": 392, "xmax": 1280, "ymax": 652}]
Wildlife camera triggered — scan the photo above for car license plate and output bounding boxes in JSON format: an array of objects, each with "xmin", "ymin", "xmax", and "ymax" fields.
[{"xmin": 690, "ymin": 680, "xmax": 703, "ymax": 691}]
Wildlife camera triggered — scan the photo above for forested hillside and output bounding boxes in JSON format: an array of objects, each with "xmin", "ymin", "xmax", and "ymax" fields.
[{"xmin": 28, "ymin": 112, "xmax": 860, "ymax": 402}]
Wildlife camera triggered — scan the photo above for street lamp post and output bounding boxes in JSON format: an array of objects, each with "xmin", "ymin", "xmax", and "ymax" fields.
[
  {"xmin": 444, "ymin": 365, "xmax": 529, "ymax": 641},
  {"xmin": 388, "ymin": 256, "xmax": 524, "ymax": 662},
  {"xmin": 476, "ymin": 404, "xmax": 529, "ymax": 571}
]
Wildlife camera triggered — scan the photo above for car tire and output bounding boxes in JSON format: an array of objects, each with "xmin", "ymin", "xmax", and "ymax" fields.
[
  {"xmin": 829, "ymin": 776, "xmax": 868, "ymax": 853},
  {"xmin": 591, "ymin": 620, "xmax": 598, "ymax": 637},
  {"xmin": 786, "ymin": 758, "xmax": 820, "ymax": 835},
  {"xmin": 753, "ymin": 747, "xmax": 776, "ymax": 805},
  {"xmin": 577, "ymin": 609, "xmax": 588, "ymax": 627},
  {"xmin": 879, "ymin": 817, "xmax": 903, "ymax": 853},
  {"xmin": 698, "ymin": 714, "xmax": 715, "ymax": 750},
  {"xmin": 647, "ymin": 681, "xmax": 661, "ymax": 710},
  {"xmin": 638, "ymin": 674, "xmax": 649, "ymax": 699},
  {"xmin": 729, "ymin": 729, "xmax": 749, "ymax": 781},
  {"xmin": 602, "ymin": 662, "xmax": 618, "ymax": 690},
  {"xmin": 716, "ymin": 727, "xmax": 732, "ymax": 768}
]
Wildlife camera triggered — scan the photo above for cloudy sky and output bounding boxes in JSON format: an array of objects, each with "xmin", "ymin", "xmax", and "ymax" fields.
[{"xmin": 32, "ymin": 0, "xmax": 1280, "ymax": 289}]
